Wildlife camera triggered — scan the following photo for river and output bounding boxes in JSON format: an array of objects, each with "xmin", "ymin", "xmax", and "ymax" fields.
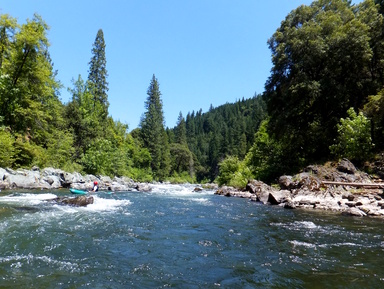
[{"xmin": 0, "ymin": 184, "xmax": 383, "ymax": 288}]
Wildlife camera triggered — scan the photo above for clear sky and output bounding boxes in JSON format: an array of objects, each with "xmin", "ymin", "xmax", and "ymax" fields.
[{"xmin": 1, "ymin": 0, "xmax": 361, "ymax": 130}]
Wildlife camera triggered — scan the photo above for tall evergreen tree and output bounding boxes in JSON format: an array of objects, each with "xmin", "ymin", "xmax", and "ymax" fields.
[
  {"xmin": 140, "ymin": 75, "xmax": 170, "ymax": 180},
  {"xmin": 175, "ymin": 111, "xmax": 187, "ymax": 145},
  {"xmin": 88, "ymin": 29, "xmax": 109, "ymax": 121}
]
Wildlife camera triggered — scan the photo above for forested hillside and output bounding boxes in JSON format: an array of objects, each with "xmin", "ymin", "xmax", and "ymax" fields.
[
  {"xmin": 2, "ymin": 0, "xmax": 384, "ymax": 186},
  {"xmin": 168, "ymin": 95, "xmax": 267, "ymax": 182}
]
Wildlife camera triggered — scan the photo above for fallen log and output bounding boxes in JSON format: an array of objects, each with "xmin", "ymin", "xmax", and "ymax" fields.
[{"xmin": 322, "ymin": 181, "xmax": 384, "ymax": 188}]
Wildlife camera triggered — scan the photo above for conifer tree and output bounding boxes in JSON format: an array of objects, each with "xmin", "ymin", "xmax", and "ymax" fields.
[
  {"xmin": 175, "ymin": 111, "xmax": 187, "ymax": 145},
  {"xmin": 88, "ymin": 29, "xmax": 109, "ymax": 121},
  {"xmin": 140, "ymin": 75, "xmax": 170, "ymax": 180}
]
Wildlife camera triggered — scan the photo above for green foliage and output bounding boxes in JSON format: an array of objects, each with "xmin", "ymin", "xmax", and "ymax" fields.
[
  {"xmin": 13, "ymin": 134, "xmax": 42, "ymax": 167},
  {"xmin": 364, "ymin": 88, "xmax": 384, "ymax": 146},
  {"xmin": 88, "ymin": 29, "xmax": 109, "ymax": 121},
  {"xmin": 44, "ymin": 130, "xmax": 78, "ymax": 171},
  {"xmin": 181, "ymin": 94, "xmax": 267, "ymax": 182},
  {"xmin": 216, "ymin": 156, "xmax": 252, "ymax": 188},
  {"xmin": 265, "ymin": 0, "xmax": 381, "ymax": 167},
  {"xmin": 167, "ymin": 171, "xmax": 196, "ymax": 184},
  {"xmin": 81, "ymin": 139, "xmax": 118, "ymax": 176},
  {"xmin": 140, "ymin": 75, "xmax": 170, "ymax": 180},
  {"xmin": 330, "ymin": 108, "xmax": 374, "ymax": 163},
  {"xmin": 0, "ymin": 127, "xmax": 15, "ymax": 167},
  {"xmin": 216, "ymin": 156, "xmax": 240, "ymax": 186},
  {"xmin": 175, "ymin": 112, "xmax": 187, "ymax": 145},
  {"xmin": 169, "ymin": 143, "xmax": 194, "ymax": 177},
  {"xmin": 243, "ymin": 120, "xmax": 286, "ymax": 182}
]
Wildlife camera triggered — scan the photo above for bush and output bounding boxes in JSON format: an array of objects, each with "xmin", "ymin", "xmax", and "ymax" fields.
[
  {"xmin": 0, "ymin": 128, "xmax": 15, "ymax": 167},
  {"xmin": 330, "ymin": 108, "xmax": 374, "ymax": 163},
  {"xmin": 216, "ymin": 156, "xmax": 252, "ymax": 188}
]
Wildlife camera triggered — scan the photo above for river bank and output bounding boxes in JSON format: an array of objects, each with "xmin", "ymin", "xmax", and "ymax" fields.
[
  {"xmin": 216, "ymin": 159, "xmax": 384, "ymax": 217},
  {"xmin": 0, "ymin": 166, "xmax": 141, "ymax": 192},
  {"xmin": 2, "ymin": 159, "xmax": 384, "ymax": 217}
]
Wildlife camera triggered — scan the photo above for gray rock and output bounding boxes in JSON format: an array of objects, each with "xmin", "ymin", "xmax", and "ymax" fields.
[
  {"xmin": 278, "ymin": 175, "xmax": 294, "ymax": 190},
  {"xmin": 342, "ymin": 208, "xmax": 367, "ymax": 217},
  {"xmin": 51, "ymin": 196, "xmax": 94, "ymax": 207},
  {"xmin": 246, "ymin": 180, "xmax": 276, "ymax": 204},
  {"xmin": 136, "ymin": 183, "xmax": 152, "ymax": 192},
  {"xmin": 268, "ymin": 190, "xmax": 291, "ymax": 205},
  {"xmin": 215, "ymin": 186, "xmax": 237, "ymax": 197},
  {"xmin": 4, "ymin": 169, "xmax": 41, "ymax": 189},
  {"xmin": 337, "ymin": 159, "xmax": 357, "ymax": 174}
]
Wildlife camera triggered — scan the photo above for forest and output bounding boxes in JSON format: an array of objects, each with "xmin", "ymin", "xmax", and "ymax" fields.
[{"xmin": 1, "ymin": 0, "xmax": 384, "ymax": 187}]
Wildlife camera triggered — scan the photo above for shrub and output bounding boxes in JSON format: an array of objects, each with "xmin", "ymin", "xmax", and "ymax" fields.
[{"xmin": 330, "ymin": 108, "xmax": 374, "ymax": 163}]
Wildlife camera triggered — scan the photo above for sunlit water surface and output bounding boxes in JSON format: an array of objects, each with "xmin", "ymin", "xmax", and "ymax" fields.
[{"xmin": 0, "ymin": 184, "xmax": 383, "ymax": 288}]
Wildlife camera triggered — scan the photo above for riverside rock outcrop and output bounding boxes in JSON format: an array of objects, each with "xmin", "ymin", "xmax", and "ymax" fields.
[
  {"xmin": 215, "ymin": 159, "xmax": 384, "ymax": 217},
  {"xmin": 0, "ymin": 167, "xmax": 138, "ymax": 192}
]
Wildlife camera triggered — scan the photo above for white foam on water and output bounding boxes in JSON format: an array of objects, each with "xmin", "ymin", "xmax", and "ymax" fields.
[
  {"xmin": 190, "ymin": 197, "xmax": 211, "ymax": 204},
  {"xmin": 83, "ymin": 196, "xmax": 132, "ymax": 212},
  {"xmin": 149, "ymin": 183, "xmax": 214, "ymax": 198},
  {"xmin": 290, "ymin": 240, "xmax": 317, "ymax": 248},
  {"xmin": 293, "ymin": 221, "xmax": 318, "ymax": 229},
  {"xmin": 270, "ymin": 221, "xmax": 318, "ymax": 230},
  {"xmin": 0, "ymin": 253, "xmax": 82, "ymax": 273},
  {"xmin": 0, "ymin": 193, "xmax": 57, "ymax": 205}
]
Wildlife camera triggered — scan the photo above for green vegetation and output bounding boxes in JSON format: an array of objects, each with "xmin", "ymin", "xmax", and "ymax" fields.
[{"xmin": 2, "ymin": 0, "xmax": 384, "ymax": 185}]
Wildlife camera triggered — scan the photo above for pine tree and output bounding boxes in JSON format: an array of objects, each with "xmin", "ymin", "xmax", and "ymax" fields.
[
  {"xmin": 175, "ymin": 112, "xmax": 187, "ymax": 145},
  {"xmin": 88, "ymin": 29, "xmax": 109, "ymax": 121},
  {"xmin": 140, "ymin": 74, "xmax": 170, "ymax": 180}
]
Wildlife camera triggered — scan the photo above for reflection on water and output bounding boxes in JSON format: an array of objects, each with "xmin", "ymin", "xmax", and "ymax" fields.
[{"xmin": 0, "ymin": 185, "xmax": 383, "ymax": 288}]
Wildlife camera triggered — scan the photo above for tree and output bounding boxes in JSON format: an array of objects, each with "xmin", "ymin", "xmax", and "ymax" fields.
[
  {"xmin": 0, "ymin": 14, "xmax": 17, "ymax": 71},
  {"xmin": 0, "ymin": 14, "xmax": 61, "ymax": 138},
  {"xmin": 265, "ymin": 0, "xmax": 376, "ymax": 168},
  {"xmin": 140, "ymin": 75, "xmax": 170, "ymax": 180},
  {"xmin": 0, "ymin": 14, "xmax": 64, "ymax": 167},
  {"xmin": 88, "ymin": 29, "xmax": 109, "ymax": 122},
  {"xmin": 169, "ymin": 112, "xmax": 195, "ymax": 179},
  {"xmin": 66, "ymin": 75, "xmax": 103, "ymax": 156},
  {"xmin": 175, "ymin": 112, "xmax": 187, "ymax": 145}
]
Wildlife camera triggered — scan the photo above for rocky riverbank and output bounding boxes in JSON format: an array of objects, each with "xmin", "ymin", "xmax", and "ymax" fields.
[
  {"xmin": 216, "ymin": 159, "xmax": 384, "ymax": 217},
  {"xmin": 0, "ymin": 166, "xmax": 143, "ymax": 192}
]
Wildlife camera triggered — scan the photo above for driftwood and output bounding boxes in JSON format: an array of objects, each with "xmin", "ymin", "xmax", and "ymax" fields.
[{"xmin": 322, "ymin": 181, "xmax": 384, "ymax": 189}]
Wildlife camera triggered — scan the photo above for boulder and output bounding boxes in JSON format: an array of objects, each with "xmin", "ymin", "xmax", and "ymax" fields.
[
  {"xmin": 62, "ymin": 172, "xmax": 85, "ymax": 186},
  {"xmin": 278, "ymin": 175, "xmax": 294, "ymax": 190},
  {"xmin": 52, "ymin": 196, "xmax": 94, "ymax": 207},
  {"xmin": 215, "ymin": 186, "xmax": 237, "ymax": 197},
  {"xmin": 342, "ymin": 207, "xmax": 367, "ymax": 217},
  {"xmin": 136, "ymin": 183, "xmax": 152, "ymax": 192},
  {"xmin": 246, "ymin": 180, "xmax": 275, "ymax": 203},
  {"xmin": 337, "ymin": 159, "xmax": 357, "ymax": 174},
  {"xmin": 268, "ymin": 190, "xmax": 291, "ymax": 205},
  {"xmin": 4, "ymin": 169, "xmax": 42, "ymax": 189}
]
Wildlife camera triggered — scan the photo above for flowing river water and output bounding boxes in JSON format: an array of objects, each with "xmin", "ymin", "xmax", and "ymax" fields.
[{"xmin": 0, "ymin": 184, "xmax": 383, "ymax": 288}]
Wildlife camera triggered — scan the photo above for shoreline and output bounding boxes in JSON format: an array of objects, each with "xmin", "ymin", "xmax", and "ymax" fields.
[
  {"xmin": 0, "ymin": 166, "xmax": 142, "ymax": 192},
  {"xmin": 215, "ymin": 159, "xmax": 384, "ymax": 218}
]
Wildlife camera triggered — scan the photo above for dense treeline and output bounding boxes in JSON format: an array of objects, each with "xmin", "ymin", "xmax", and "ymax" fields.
[
  {"xmin": 169, "ymin": 95, "xmax": 267, "ymax": 182},
  {"xmin": 2, "ymin": 0, "xmax": 384, "ymax": 186}
]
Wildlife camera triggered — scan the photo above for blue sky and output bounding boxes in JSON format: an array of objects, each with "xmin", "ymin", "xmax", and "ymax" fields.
[{"xmin": 1, "ymin": 0, "xmax": 361, "ymax": 130}]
